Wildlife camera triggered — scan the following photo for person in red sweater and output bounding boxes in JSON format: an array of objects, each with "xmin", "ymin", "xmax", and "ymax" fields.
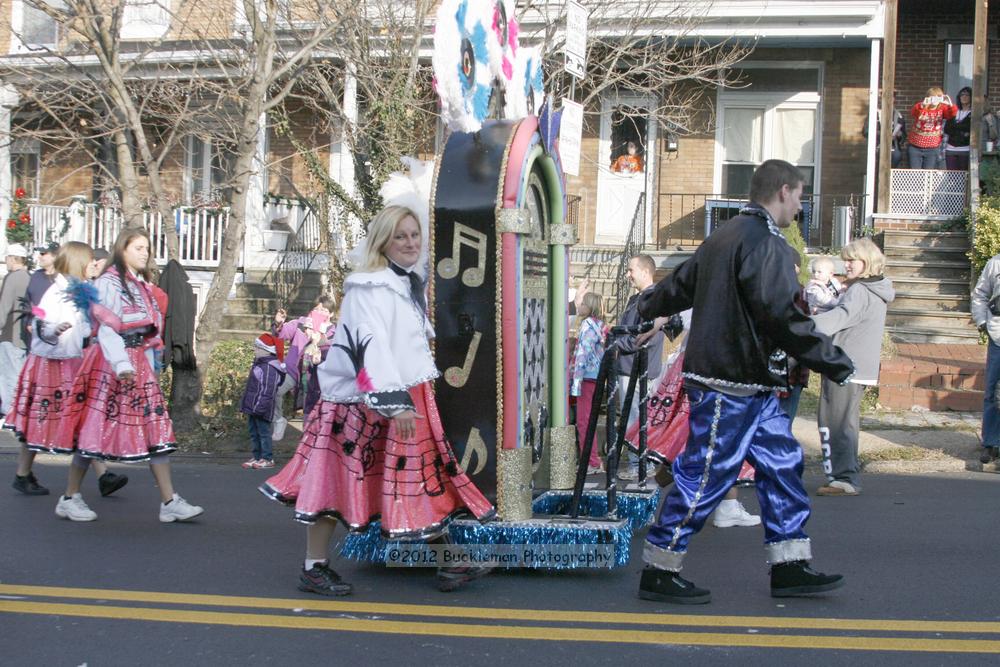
[{"xmin": 907, "ymin": 86, "xmax": 957, "ymax": 169}]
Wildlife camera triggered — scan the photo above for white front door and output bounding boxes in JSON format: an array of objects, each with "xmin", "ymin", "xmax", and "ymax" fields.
[{"xmin": 595, "ymin": 95, "xmax": 657, "ymax": 244}]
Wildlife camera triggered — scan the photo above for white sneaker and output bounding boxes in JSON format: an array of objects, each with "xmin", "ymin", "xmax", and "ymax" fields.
[
  {"xmin": 712, "ymin": 499, "xmax": 761, "ymax": 528},
  {"xmin": 55, "ymin": 493, "xmax": 97, "ymax": 522},
  {"xmin": 159, "ymin": 493, "xmax": 204, "ymax": 523}
]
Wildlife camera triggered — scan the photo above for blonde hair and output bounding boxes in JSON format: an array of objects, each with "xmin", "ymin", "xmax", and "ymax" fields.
[
  {"xmin": 841, "ymin": 237, "xmax": 885, "ymax": 279},
  {"xmin": 358, "ymin": 206, "xmax": 421, "ymax": 272},
  {"xmin": 926, "ymin": 86, "xmax": 945, "ymax": 100},
  {"xmin": 808, "ymin": 256, "xmax": 836, "ymax": 274},
  {"xmin": 575, "ymin": 292, "xmax": 604, "ymax": 328},
  {"xmin": 54, "ymin": 241, "xmax": 93, "ymax": 281}
]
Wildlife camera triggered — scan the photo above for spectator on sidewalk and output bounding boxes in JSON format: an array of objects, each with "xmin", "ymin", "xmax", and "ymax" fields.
[
  {"xmin": 971, "ymin": 252, "xmax": 1000, "ymax": 464},
  {"xmin": 240, "ymin": 333, "xmax": 286, "ymax": 469},
  {"xmin": 812, "ymin": 238, "xmax": 895, "ymax": 496},
  {"xmin": 614, "ymin": 254, "xmax": 668, "ymax": 481}
]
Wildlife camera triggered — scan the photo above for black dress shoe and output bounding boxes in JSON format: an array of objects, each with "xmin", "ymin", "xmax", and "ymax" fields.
[
  {"xmin": 98, "ymin": 471, "xmax": 129, "ymax": 497},
  {"xmin": 770, "ymin": 560, "xmax": 844, "ymax": 597},
  {"xmin": 638, "ymin": 566, "xmax": 711, "ymax": 604},
  {"xmin": 12, "ymin": 472, "xmax": 49, "ymax": 496}
]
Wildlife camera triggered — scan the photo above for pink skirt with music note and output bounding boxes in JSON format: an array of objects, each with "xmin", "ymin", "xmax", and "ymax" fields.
[
  {"xmin": 260, "ymin": 382, "xmax": 495, "ymax": 538},
  {"xmin": 8, "ymin": 355, "xmax": 83, "ymax": 454},
  {"xmin": 70, "ymin": 344, "xmax": 176, "ymax": 461}
]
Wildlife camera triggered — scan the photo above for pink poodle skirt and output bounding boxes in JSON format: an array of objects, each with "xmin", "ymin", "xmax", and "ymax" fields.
[
  {"xmin": 8, "ymin": 355, "xmax": 82, "ymax": 454},
  {"xmin": 260, "ymin": 382, "xmax": 495, "ymax": 539},
  {"xmin": 70, "ymin": 344, "xmax": 176, "ymax": 461},
  {"xmin": 626, "ymin": 352, "xmax": 755, "ymax": 481}
]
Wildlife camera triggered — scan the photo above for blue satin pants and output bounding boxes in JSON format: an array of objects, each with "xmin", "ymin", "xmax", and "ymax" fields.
[{"xmin": 643, "ymin": 387, "xmax": 812, "ymax": 571}]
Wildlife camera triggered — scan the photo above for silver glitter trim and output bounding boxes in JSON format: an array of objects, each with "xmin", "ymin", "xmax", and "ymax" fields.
[
  {"xmin": 667, "ymin": 394, "xmax": 723, "ymax": 551},
  {"xmin": 496, "ymin": 207, "xmax": 531, "ymax": 234},
  {"xmin": 548, "ymin": 223, "xmax": 577, "ymax": 246},
  {"xmin": 764, "ymin": 538, "xmax": 812, "ymax": 564},
  {"xmin": 683, "ymin": 372, "xmax": 781, "ymax": 393},
  {"xmin": 642, "ymin": 541, "xmax": 685, "ymax": 572}
]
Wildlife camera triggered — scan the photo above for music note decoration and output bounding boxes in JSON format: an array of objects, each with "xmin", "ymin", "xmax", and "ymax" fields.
[
  {"xmin": 436, "ymin": 222, "xmax": 487, "ymax": 287},
  {"xmin": 459, "ymin": 426, "xmax": 488, "ymax": 476},
  {"xmin": 444, "ymin": 330, "xmax": 482, "ymax": 387}
]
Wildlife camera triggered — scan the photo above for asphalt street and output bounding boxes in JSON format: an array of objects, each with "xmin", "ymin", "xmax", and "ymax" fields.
[{"xmin": 2, "ymin": 449, "xmax": 1000, "ymax": 666}]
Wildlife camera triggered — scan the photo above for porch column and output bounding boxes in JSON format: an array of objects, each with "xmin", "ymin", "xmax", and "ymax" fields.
[
  {"xmin": 877, "ymin": 0, "xmax": 897, "ymax": 215},
  {"xmin": 328, "ymin": 62, "xmax": 359, "ymax": 250},
  {"xmin": 245, "ymin": 111, "xmax": 269, "ymax": 260},
  {"xmin": 970, "ymin": 0, "xmax": 989, "ymax": 228},
  {"xmin": 864, "ymin": 38, "xmax": 880, "ymax": 226},
  {"xmin": 0, "ymin": 85, "xmax": 19, "ymax": 259}
]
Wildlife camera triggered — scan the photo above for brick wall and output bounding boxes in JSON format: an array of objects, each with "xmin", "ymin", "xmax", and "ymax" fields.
[{"xmin": 893, "ymin": 0, "xmax": 1000, "ymax": 107}]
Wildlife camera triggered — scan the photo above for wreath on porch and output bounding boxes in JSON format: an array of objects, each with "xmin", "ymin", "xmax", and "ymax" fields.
[{"xmin": 6, "ymin": 187, "xmax": 33, "ymax": 245}]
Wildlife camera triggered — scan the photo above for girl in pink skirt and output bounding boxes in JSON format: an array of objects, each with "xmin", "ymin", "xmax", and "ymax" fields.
[
  {"xmin": 68, "ymin": 228, "xmax": 202, "ymax": 523},
  {"xmin": 261, "ymin": 205, "xmax": 494, "ymax": 596}
]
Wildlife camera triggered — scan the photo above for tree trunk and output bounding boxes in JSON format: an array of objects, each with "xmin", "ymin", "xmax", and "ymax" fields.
[{"xmin": 169, "ymin": 365, "xmax": 204, "ymax": 433}]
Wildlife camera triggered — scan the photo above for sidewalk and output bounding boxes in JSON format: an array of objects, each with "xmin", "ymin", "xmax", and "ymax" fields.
[{"xmin": 792, "ymin": 410, "xmax": 983, "ymax": 475}]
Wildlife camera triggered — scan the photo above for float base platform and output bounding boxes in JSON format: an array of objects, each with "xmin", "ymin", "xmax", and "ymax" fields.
[{"xmin": 338, "ymin": 489, "xmax": 659, "ymax": 569}]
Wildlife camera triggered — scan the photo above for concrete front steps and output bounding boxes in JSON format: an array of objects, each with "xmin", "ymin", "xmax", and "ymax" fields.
[
  {"xmin": 878, "ymin": 343, "xmax": 986, "ymax": 411},
  {"xmin": 218, "ymin": 269, "xmax": 328, "ymax": 342},
  {"xmin": 882, "ymin": 229, "xmax": 978, "ymax": 344}
]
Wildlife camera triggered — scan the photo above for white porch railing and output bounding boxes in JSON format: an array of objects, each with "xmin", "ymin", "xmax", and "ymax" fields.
[
  {"xmin": 889, "ymin": 169, "xmax": 968, "ymax": 218},
  {"xmin": 30, "ymin": 203, "xmax": 230, "ymax": 268},
  {"xmin": 30, "ymin": 204, "xmax": 70, "ymax": 246}
]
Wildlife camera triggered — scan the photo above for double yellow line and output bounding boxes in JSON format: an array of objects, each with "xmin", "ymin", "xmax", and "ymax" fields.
[{"xmin": 0, "ymin": 584, "xmax": 998, "ymax": 653}]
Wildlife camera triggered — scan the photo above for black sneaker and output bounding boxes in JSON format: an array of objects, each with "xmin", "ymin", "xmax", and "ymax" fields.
[
  {"xmin": 12, "ymin": 472, "xmax": 49, "ymax": 496},
  {"xmin": 638, "ymin": 566, "xmax": 711, "ymax": 604},
  {"xmin": 654, "ymin": 464, "xmax": 674, "ymax": 488},
  {"xmin": 980, "ymin": 446, "xmax": 999, "ymax": 464},
  {"xmin": 770, "ymin": 560, "xmax": 844, "ymax": 597},
  {"xmin": 298, "ymin": 562, "xmax": 353, "ymax": 597},
  {"xmin": 437, "ymin": 565, "xmax": 492, "ymax": 592},
  {"xmin": 98, "ymin": 471, "xmax": 129, "ymax": 497}
]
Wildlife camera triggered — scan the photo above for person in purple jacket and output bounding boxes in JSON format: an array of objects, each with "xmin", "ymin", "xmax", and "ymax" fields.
[
  {"xmin": 271, "ymin": 295, "xmax": 336, "ymax": 423},
  {"xmin": 240, "ymin": 333, "xmax": 287, "ymax": 469}
]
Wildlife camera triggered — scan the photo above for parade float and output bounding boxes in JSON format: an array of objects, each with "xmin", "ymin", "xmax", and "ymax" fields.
[{"xmin": 344, "ymin": 0, "xmax": 659, "ymax": 568}]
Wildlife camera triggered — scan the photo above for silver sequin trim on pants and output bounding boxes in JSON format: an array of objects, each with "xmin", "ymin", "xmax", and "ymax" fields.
[{"xmin": 765, "ymin": 538, "xmax": 812, "ymax": 564}]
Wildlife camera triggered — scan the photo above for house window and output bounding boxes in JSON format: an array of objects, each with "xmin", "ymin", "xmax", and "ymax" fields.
[
  {"xmin": 12, "ymin": 0, "xmax": 66, "ymax": 52},
  {"xmin": 185, "ymin": 136, "xmax": 233, "ymax": 203},
  {"xmin": 121, "ymin": 0, "xmax": 170, "ymax": 39},
  {"xmin": 943, "ymin": 42, "xmax": 982, "ymax": 99},
  {"xmin": 11, "ymin": 142, "xmax": 40, "ymax": 200}
]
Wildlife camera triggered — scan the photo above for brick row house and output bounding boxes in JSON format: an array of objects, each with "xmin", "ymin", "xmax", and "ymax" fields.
[{"xmin": 0, "ymin": 1, "xmax": 991, "ymax": 343}]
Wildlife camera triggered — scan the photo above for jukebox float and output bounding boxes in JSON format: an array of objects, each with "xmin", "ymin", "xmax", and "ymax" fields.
[{"xmin": 342, "ymin": 0, "xmax": 658, "ymax": 567}]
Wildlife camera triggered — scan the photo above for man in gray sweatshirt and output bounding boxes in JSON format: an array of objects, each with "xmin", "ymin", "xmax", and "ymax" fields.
[{"xmin": 812, "ymin": 238, "xmax": 895, "ymax": 496}]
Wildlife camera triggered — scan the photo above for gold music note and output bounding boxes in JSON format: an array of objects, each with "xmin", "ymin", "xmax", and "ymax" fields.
[
  {"xmin": 437, "ymin": 222, "xmax": 487, "ymax": 287},
  {"xmin": 444, "ymin": 331, "xmax": 481, "ymax": 387},
  {"xmin": 459, "ymin": 427, "xmax": 488, "ymax": 475}
]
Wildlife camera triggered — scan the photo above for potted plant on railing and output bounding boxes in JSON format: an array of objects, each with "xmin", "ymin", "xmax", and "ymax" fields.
[{"xmin": 6, "ymin": 187, "xmax": 33, "ymax": 246}]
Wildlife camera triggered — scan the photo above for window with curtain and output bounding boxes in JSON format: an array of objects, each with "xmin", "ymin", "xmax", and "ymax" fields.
[
  {"xmin": 720, "ymin": 103, "xmax": 817, "ymax": 195},
  {"xmin": 121, "ymin": 0, "xmax": 170, "ymax": 39},
  {"xmin": 186, "ymin": 136, "xmax": 233, "ymax": 203},
  {"xmin": 20, "ymin": 0, "xmax": 66, "ymax": 47}
]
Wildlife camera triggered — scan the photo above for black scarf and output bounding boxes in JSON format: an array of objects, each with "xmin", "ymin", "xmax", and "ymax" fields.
[{"xmin": 388, "ymin": 261, "xmax": 426, "ymax": 314}]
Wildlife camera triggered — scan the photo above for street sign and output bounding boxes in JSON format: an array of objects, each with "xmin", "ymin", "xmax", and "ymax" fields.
[
  {"xmin": 559, "ymin": 98, "xmax": 584, "ymax": 176},
  {"xmin": 564, "ymin": 0, "xmax": 587, "ymax": 80}
]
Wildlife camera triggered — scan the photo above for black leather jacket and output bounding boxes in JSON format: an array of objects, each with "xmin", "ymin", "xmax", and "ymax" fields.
[{"xmin": 638, "ymin": 205, "xmax": 854, "ymax": 391}]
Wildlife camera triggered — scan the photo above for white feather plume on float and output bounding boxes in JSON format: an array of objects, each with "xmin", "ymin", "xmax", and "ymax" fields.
[
  {"xmin": 347, "ymin": 157, "xmax": 435, "ymax": 280},
  {"xmin": 433, "ymin": 0, "xmax": 499, "ymax": 133},
  {"xmin": 520, "ymin": 46, "xmax": 545, "ymax": 116}
]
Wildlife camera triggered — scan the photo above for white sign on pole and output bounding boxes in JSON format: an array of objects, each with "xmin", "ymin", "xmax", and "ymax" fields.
[
  {"xmin": 564, "ymin": 0, "xmax": 587, "ymax": 80},
  {"xmin": 559, "ymin": 98, "xmax": 584, "ymax": 176}
]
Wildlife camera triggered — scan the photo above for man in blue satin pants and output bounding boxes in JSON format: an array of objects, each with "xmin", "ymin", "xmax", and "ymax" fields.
[{"xmin": 636, "ymin": 160, "xmax": 855, "ymax": 604}]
